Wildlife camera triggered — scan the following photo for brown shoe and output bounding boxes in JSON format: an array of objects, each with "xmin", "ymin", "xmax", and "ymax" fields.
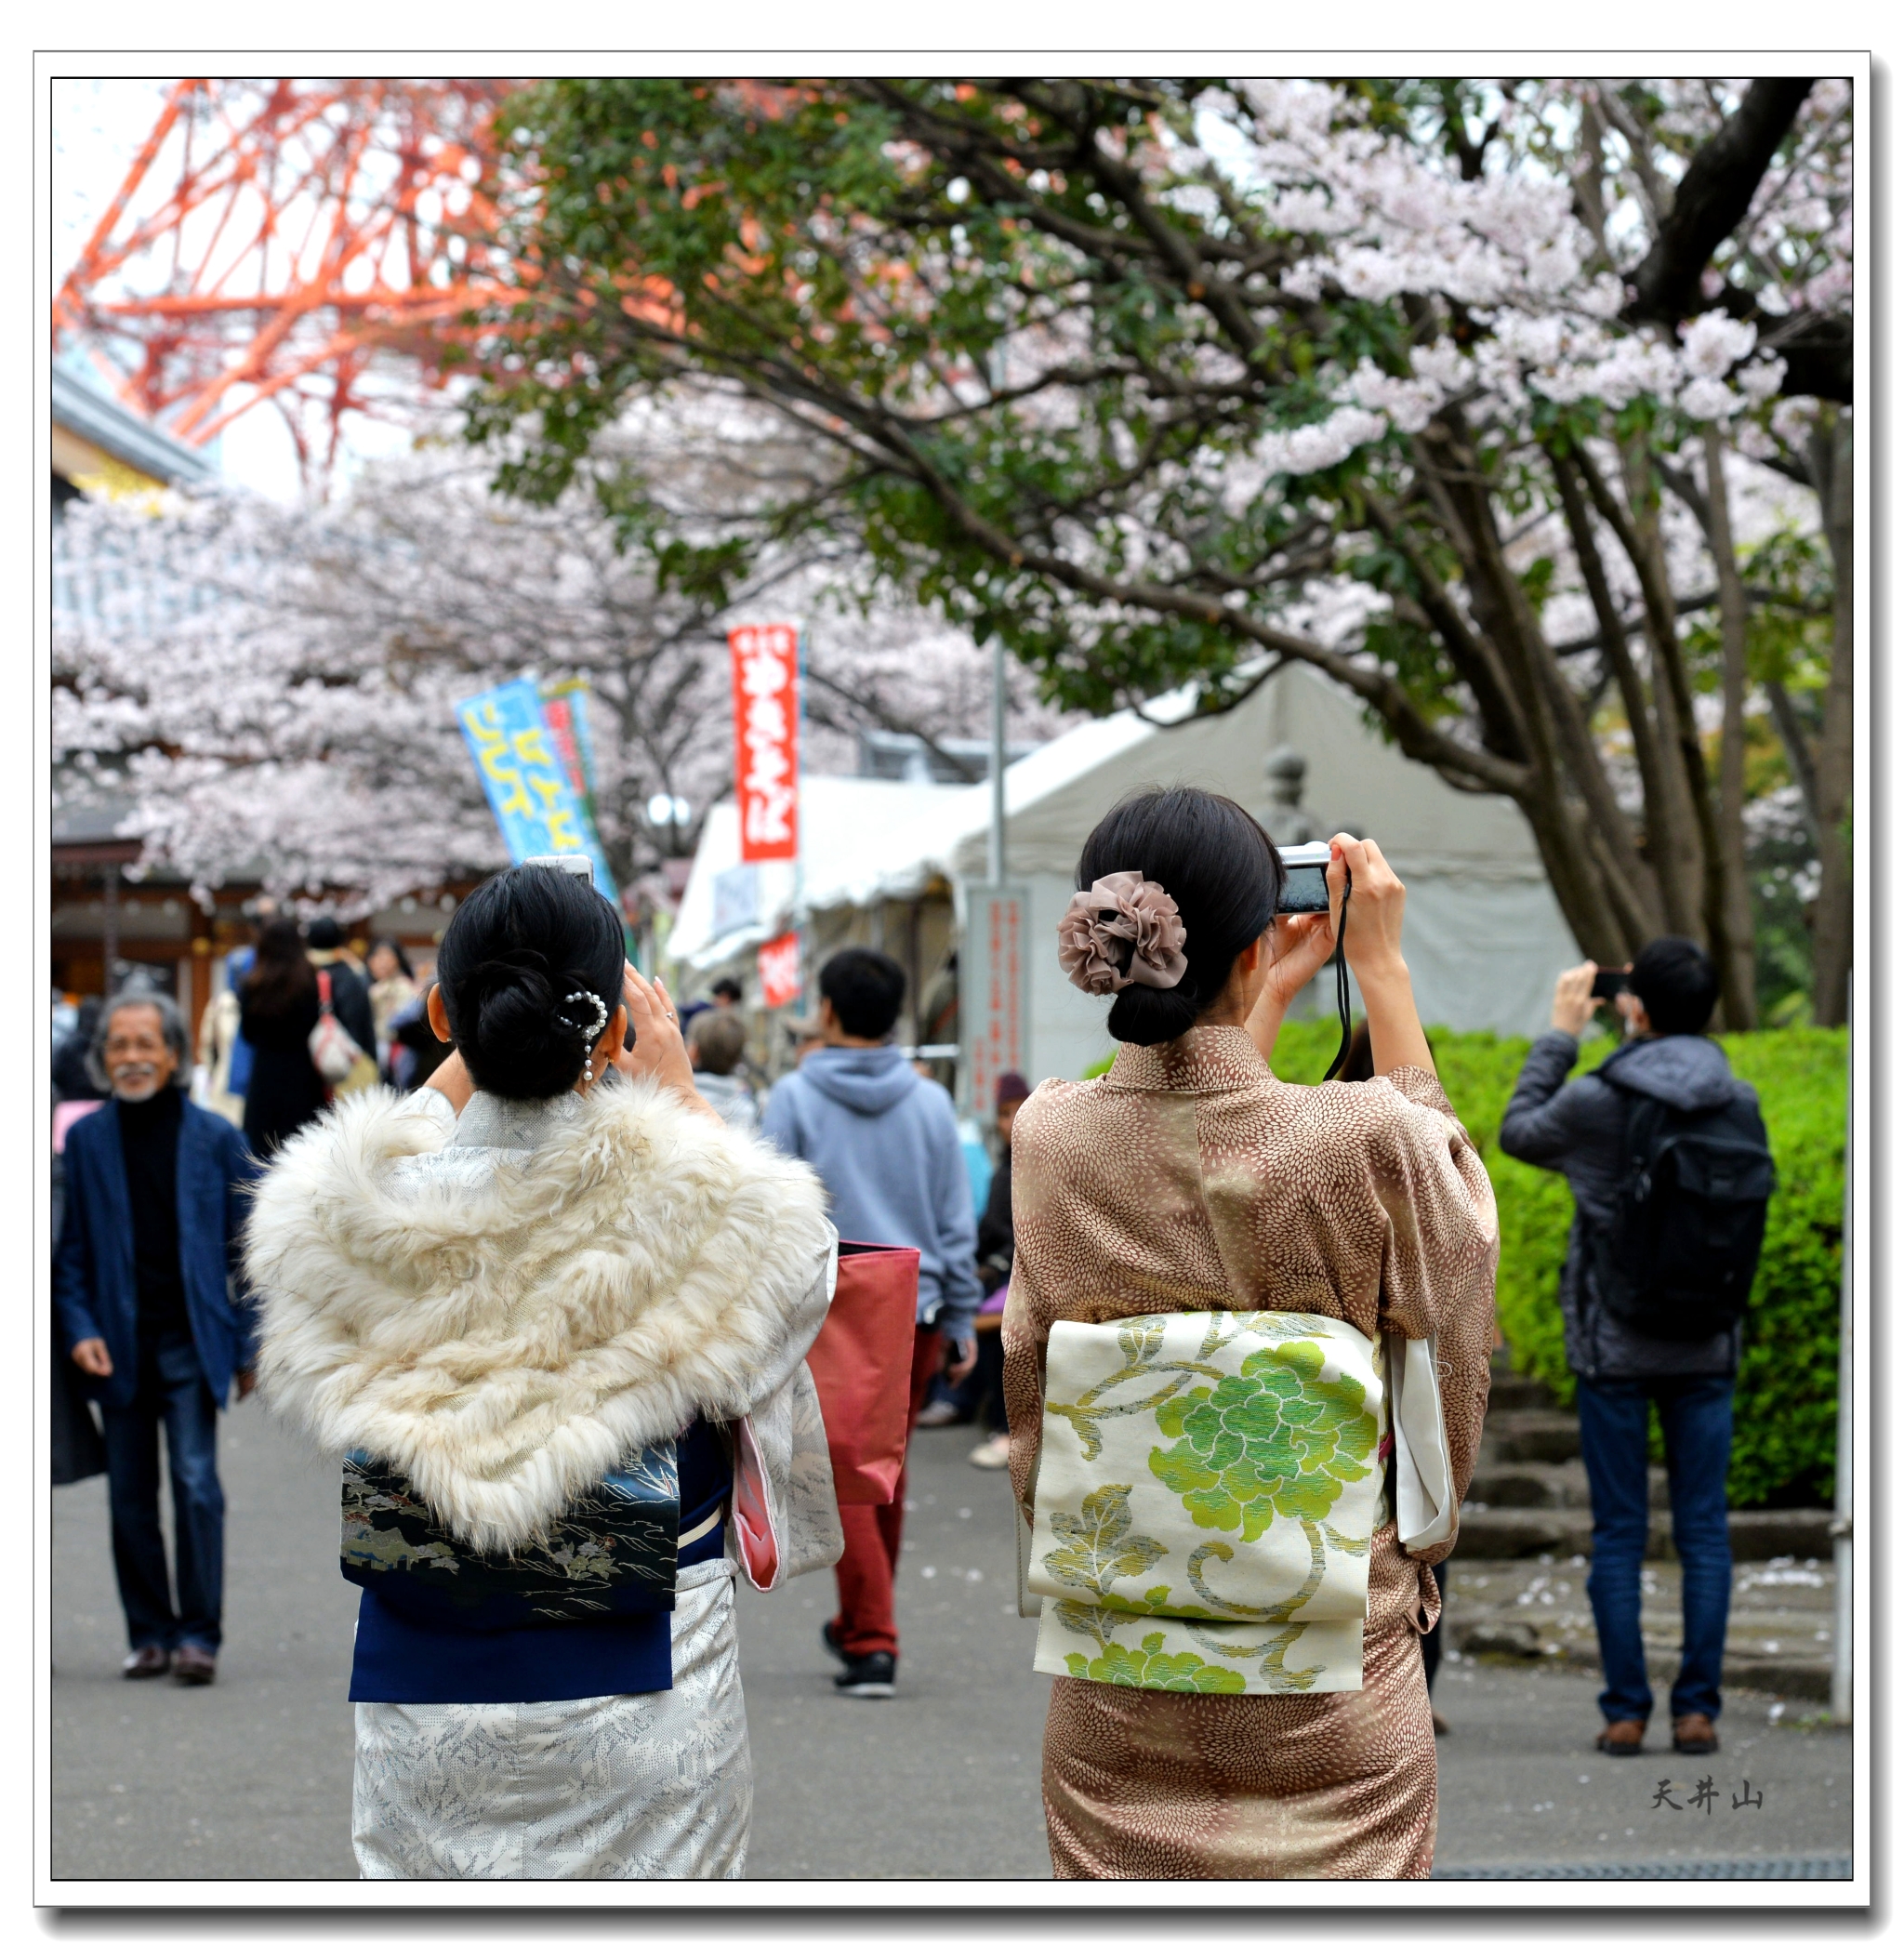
[
  {"xmin": 1673, "ymin": 1713, "xmax": 1720, "ymax": 1754},
  {"xmin": 122, "ymin": 1645, "xmax": 171, "ymax": 1680},
  {"xmin": 172, "ymin": 1643, "xmax": 218, "ymax": 1686},
  {"xmin": 1596, "ymin": 1719, "xmax": 1646, "ymax": 1756},
  {"xmin": 1431, "ymin": 1707, "xmax": 1450, "ymax": 1737}
]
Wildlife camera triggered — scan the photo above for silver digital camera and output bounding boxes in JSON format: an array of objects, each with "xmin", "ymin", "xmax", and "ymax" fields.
[
  {"xmin": 524, "ymin": 853, "xmax": 596, "ymax": 880},
  {"xmin": 1276, "ymin": 840, "xmax": 1333, "ymax": 916}
]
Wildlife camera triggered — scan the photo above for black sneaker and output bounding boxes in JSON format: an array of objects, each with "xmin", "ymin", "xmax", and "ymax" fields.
[
  {"xmin": 834, "ymin": 1651, "xmax": 896, "ymax": 1698},
  {"xmin": 821, "ymin": 1618, "xmax": 845, "ymax": 1660}
]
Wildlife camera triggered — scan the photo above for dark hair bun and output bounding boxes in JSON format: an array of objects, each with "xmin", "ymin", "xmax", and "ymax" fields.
[
  {"xmin": 1105, "ymin": 986, "xmax": 1200, "ymax": 1046},
  {"xmin": 435, "ymin": 867, "xmax": 627, "ymax": 1100},
  {"xmin": 1076, "ymin": 787, "xmax": 1282, "ymax": 1049}
]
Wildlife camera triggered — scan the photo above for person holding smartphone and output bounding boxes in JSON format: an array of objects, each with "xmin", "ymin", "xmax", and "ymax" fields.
[{"xmin": 1500, "ymin": 942, "xmax": 1771, "ymax": 1763}]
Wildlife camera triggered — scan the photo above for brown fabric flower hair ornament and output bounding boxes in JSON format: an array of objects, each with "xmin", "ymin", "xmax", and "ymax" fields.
[{"xmin": 1056, "ymin": 871, "xmax": 1190, "ymax": 996}]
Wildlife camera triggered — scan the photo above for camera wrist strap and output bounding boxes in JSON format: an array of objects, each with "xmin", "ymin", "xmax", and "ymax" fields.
[{"xmin": 1322, "ymin": 860, "xmax": 1353, "ymax": 1081}]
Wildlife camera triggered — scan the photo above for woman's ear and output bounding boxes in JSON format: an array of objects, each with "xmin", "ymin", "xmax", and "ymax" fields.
[{"xmin": 426, "ymin": 983, "xmax": 453, "ymax": 1042}]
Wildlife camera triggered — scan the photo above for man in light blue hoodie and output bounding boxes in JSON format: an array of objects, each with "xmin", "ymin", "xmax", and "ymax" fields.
[{"xmin": 761, "ymin": 946, "xmax": 980, "ymax": 1698}]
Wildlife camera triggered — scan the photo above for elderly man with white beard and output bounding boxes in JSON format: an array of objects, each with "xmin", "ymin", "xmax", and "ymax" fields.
[{"xmin": 54, "ymin": 989, "xmax": 259, "ymax": 1686}]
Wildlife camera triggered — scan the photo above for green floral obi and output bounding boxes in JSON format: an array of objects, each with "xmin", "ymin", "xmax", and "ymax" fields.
[{"xmin": 1028, "ymin": 1311, "xmax": 1390, "ymax": 1696}]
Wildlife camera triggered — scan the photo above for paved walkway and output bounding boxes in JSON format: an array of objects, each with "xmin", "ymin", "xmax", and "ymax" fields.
[{"xmin": 48, "ymin": 1401, "xmax": 1854, "ymax": 1883}]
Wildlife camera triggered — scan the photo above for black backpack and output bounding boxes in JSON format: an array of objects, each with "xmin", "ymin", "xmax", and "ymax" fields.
[{"xmin": 1593, "ymin": 1080, "xmax": 1778, "ymax": 1342}]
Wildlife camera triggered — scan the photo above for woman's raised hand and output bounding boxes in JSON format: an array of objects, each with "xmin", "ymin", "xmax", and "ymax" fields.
[
  {"xmin": 615, "ymin": 962, "xmax": 717, "ymax": 1117},
  {"xmin": 1329, "ymin": 834, "xmax": 1408, "ymax": 984},
  {"xmin": 1258, "ymin": 910, "xmax": 1336, "ymax": 1017},
  {"xmin": 1253, "ymin": 830, "xmax": 1405, "ymax": 1020},
  {"xmin": 1329, "ymin": 834, "xmax": 1435, "ymax": 1077}
]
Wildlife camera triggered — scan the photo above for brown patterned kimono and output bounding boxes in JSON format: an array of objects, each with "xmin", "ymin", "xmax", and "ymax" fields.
[{"xmin": 1004, "ymin": 1025, "xmax": 1499, "ymax": 1880}]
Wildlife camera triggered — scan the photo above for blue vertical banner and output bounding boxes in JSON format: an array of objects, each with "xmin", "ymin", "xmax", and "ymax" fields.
[{"xmin": 456, "ymin": 679, "xmax": 619, "ymax": 906}]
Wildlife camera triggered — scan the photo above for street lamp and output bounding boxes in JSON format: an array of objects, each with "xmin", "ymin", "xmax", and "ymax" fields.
[{"xmin": 647, "ymin": 793, "xmax": 692, "ymax": 852}]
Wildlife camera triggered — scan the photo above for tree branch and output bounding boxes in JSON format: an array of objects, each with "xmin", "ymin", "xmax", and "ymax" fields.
[{"xmin": 1623, "ymin": 78, "xmax": 1813, "ymax": 327}]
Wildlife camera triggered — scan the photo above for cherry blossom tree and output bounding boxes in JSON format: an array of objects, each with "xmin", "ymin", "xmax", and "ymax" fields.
[
  {"xmin": 465, "ymin": 75, "xmax": 1854, "ymax": 1022},
  {"xmin": 53, "ymin": 409, "xmax": 1067, "ymax": 915}
]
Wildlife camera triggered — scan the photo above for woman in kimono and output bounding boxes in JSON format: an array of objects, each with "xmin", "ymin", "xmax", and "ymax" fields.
[
  {"xmin": 245, "ymin": 865, "xmax": 841, "ymax": 1879},
  {"xmin": 1005, "ymin": 788, "xmax": 1499, "ymax": 1880}
]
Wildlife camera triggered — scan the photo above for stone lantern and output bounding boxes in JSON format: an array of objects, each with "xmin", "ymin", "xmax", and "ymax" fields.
[{"xmin": 1260, "ymin": 747, "xmax": 1324, "ymax": 848}]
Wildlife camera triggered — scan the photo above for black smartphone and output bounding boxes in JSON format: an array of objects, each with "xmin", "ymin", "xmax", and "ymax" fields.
[
  {"xmin": 1590, "ymin": 968, "xmax": 1632, "ymax": 999},
  {"xmin": 1276, "ymin": 842, "xmax": 1332, "ymax": 915}
]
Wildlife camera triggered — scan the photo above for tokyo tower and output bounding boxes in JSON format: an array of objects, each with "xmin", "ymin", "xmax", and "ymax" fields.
[{"xmin": 53, "ymin": 78, "xmax": 523, "ymax": 489}]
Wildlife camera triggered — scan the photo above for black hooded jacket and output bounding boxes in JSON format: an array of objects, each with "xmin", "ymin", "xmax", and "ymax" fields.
[{"xmin": 1499, "ymin": 1030, "xmax": 1761, "ymax": 1380}]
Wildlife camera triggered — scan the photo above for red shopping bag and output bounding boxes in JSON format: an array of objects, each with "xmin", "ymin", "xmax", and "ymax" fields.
[{"xmin": 803, "ymin": 1241, "xmax": 921, "ymax": 1505}]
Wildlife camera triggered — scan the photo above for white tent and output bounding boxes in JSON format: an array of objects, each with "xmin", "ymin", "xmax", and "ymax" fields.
[
  {"xmin": 667, "ymin": 774, "xmax": 972, "ymax": 972},
  {"xmin": 668, "ymin": 663, "xmax": 1581, "ymax": 1084},
  {"xmin": 944, "ymin": 663, "xmax": 1581, "ymax": 1081}
]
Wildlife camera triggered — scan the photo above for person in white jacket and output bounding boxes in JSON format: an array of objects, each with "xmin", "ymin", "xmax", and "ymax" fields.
[{"xmin": 245, "ymin": 865, "xmax": 842, "ymax": 1879}]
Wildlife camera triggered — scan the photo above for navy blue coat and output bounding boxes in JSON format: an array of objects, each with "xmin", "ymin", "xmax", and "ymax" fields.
[{"xmin": 53, "ymin": 1098, "xmax": 259, "ymax": 1409}]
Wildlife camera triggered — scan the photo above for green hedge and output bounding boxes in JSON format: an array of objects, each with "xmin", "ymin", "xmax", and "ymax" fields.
[{"xmin": 1259, "ymin": 1020, "xmax": 1846, "ymax": 1509}]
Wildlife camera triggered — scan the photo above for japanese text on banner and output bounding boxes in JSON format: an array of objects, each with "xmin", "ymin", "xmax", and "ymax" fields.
[
  {"xmin": 539, "ymin": 677, "xmax": 601, "ymax": 814},
  {"xmin": 758, "ymin": 931, "xmax": 802, "ymax": 1009},
  {"xmin": 456, "ymin": 678, "xmax": 619, "ymax": 905},
  {"xmin": 966, "ymin": 886, "xmax": 1027, "ymax": 1118},
  {"xmin": 730, "ymin": 624, "xmax": 800, "ymax": 863}
]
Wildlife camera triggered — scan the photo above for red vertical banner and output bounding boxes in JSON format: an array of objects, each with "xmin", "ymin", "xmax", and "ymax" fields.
[
  {"xmin": 758, "ymin": 931, "xmax": 803, "ymax": 1009},
  {"xmin": 964, "ymin": 884, "xmax": 1028, "ymax": 1118},
  {"xmin": 729, "ymin": 624, "xmax": 800, "ymax": 862}
]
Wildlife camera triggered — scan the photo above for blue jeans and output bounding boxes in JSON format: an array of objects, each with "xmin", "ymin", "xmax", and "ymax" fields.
[
  {"xmin": 99, "ymin": 1329, "xmax": 225, "ymax": 1652},
  {"xmin": 1576, "ymin": 1375, "xmax": 1733, "ymax": 1726}
]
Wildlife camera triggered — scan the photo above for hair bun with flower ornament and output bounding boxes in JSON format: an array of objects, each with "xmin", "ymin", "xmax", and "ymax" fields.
[{"xmin": 1056, "ymin": 871, "xmax": 1189, "ymax": 995}]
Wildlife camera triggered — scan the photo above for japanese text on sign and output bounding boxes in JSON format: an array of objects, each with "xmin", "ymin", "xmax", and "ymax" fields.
[
  {"xmin": 539, "ymin": 677, "xmax": 600, "ymax": 812},
  {"xmin": 730, "ymin": 624, "xmax": 800, "ymax": 863},
  {"xmin": 758, "ymin": 931, "xmax": 803, "ymax": 1010},
  {"xmin": 456, "ymin": 678, "xmax": 618, "ymax": 905},
  {"xmin": 964, "ymin": 884, "xmax": 1028, "ymax": 1118}
]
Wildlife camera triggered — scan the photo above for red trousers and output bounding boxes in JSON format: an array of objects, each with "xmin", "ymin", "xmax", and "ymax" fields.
[{"xmin": 833, "ymin": 1324, "xmax": 945, "ymax": 1658}]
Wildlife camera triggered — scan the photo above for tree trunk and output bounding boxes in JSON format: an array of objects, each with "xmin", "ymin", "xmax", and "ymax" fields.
[
  {"xmin": 1702, "ymin": 426, "xmax": 1760, "ymax": 1028},
  {"xmin": 1547, "ymin": 446, "xmax": 1671, "ymax": 943},
  {"xmin": 1616, "ymin": 440, "xmax": 1754, "ymax": 1032},
  {"xmin": 1765, "ymin": 678, "xmax": 1823, "ymax": 843},
  {"xmin": 1809, "ymin": 409, "xmax": 1855, "ymax": 1026},
  {"xmin": 1389, "ymin": 417, "xmax": 1676, "ymax": 966},
  {"xmin": 1572, "ymin": 442, "xmax": 1705, "ymax": 940}
]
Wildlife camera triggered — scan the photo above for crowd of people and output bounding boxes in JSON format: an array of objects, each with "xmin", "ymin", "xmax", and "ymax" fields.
[{"xmin": 49, "ymin": 785, "xmax": 1778, "ymax": 1881}]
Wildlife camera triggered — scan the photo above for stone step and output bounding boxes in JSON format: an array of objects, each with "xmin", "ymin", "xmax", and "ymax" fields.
[
  {"xmin": 1730, "ymin": 1513, "xmax": 1842, "ymax": 1560},
  {"xmin": 1484, "ymin": 1409, "xmax": 1583, "ymax": 1464},
  {"xmin": 1450, "ymin": 1508, "xmax": 1836, "ymax": 1563},
  {"xmin": 1465, "ymin": 1460, "xmax": 1675, "ymax": 1513},
  {"xmin": 1483, "ymin": 1372, "xmax": 1554, "ymax": 1411},
  {"xmin": 1443, "ymin": 1557, "xmax": 1836, "ymax": 1702}
]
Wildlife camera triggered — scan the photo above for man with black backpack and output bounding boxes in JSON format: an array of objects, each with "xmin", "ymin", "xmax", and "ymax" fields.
[{"xmin": 1501, "ymin": 938, "xmax": 1775, "ymax": 1763}]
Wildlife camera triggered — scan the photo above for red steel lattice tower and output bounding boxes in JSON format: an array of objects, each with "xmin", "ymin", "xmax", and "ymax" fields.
[{"xmin": 54, "ymin": 78, "xmax": 524, "ymax": 487}]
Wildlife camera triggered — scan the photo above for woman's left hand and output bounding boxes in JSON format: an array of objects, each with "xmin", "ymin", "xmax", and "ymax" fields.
[
  {"xmin": 617, "ymin": 962, "xmax": 717, "ymax": 1117},
  {"xmin": 1242, "ymin": 910, "xmax": 1336, "ymax": 1064},
  {"xmin": 1262, "ymin": 910, "xmax": 1339, "ymax": 1013}
]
